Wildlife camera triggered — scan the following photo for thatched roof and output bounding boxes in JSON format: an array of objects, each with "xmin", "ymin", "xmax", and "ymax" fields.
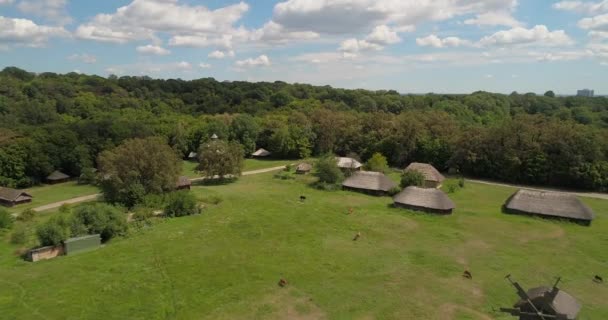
[
  {"xmin": 188, "ymin": 152, "xmax": 197, "ymax": 159},
  {"xmin": 342, "ymin": 171, "xmax": 397, "ymax": 192},
  {"xmin": 47, "ymin": 170, "xmax": 70, "ymax": 181},
  {"xmin": 296, "ymin": 163, "xmax": 312, "ymax": 172},
  {"xmin": 336, "ymin": 157, "xmax": 362, "ymax": 169},
  {"xmin": 505, "ymin": 189, "xmax": 594, "ymax": 222},
  {"xmin": 405, "ymin": 163, "xmax": 445, "ymax": 183},
  {"xmin": 393, "ymin": 187, "xmax": 455, "ymax": 211},
  {"xmin": 252, "ymin": 148, "xmax": 271, "ymax": 157},
  {"xmin": 211, "ymin": 133, "xmax": 218, "ymax": 139},
  {"xmin": 514, "ymin": 287, "xmax": 580, "ymax": 320},
  {"xmin": 176, "ymin": 176, "xmax": 192, "ymax": 188},
  {"xmin": 0, "ymin": 187, "xmax": 32, "ymax": 202}
]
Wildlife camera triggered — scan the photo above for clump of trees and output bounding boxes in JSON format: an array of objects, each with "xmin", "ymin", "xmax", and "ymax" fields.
[
  {"xmin": 36, "ymin": 203, "xmax": 127, "ymax": 246},
  {"xmin": 196, "ymin": 139, "xmax": 244, "ymax": 179},
  {"xmin": 365, "ymin": 153, "xmax": 389, "ymax": 173},
  {"xmin": 400, "ymin": 170, "xmax": 425, "ymax": 188},
  {"xmin": 98, "ymin": 137, "xmax": 182, "ymax": 207},
  {"xmin": 0, "ymin": 208, "xmax": 13, "ymax": 230},
  {"xmin": 314, "ymin": 155, "xmax": 344, "ymax": 189},
  {"xmin": 0, "ymin": 67, "xmax": 607, "ymax": 191}
]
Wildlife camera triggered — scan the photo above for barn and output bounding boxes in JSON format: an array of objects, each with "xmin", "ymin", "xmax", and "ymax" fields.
[{"xmin": 504, "ymin": 189, "xmax": 594, "ymax": 225}]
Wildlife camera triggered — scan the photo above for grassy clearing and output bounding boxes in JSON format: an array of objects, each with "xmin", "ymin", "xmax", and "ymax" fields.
[
  {"xmin": 7, "ymin": 182, "xmax": 99, "ymax": 214},
  {"xmin": 0, "ymin": 173, "xmax": 606, "ymax": 319},
  {"xmin": 182, "ymin": 159, "xmax": 301, "ymax": 178}
]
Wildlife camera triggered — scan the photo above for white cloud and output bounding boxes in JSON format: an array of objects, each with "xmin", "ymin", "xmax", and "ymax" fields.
[
  {"xmin": 68, "ymin": 53, "xmax": 97, "ymax": 64},
  {"xmin": 0, "ymin": 16, "xmax": 69, "ymax": 48},
  {"xmin": 590, "ymin": 30, "xmax": 608, "ymax": 38},
  {"xmin": 339, "ymin": 38, "xmax": 382, "ymax": 53},
  {"xmin": 17, "ymin": 0, "xmax": 71, "ymax": 25},
  {"xmin": 106, "ymin": 61, "xmax": 194, "ymax": 76},
  {"xmin": 464, "ymin": 11, "xmax": 523, "ymax": 27},
  {"xmin": 416, "ymin": 35, "xmax": 472, "ymax": 48},
  {"xmin": 272, "ymin": 0, "xmax": 519, "ymax": 34},
  {"xmin": 249, "ymin": 21, "xmax": 319, "ymax": 44},
  {"xmin": 479, "ymin": 25, "xmax": 574, "ymax": 47},
  {"xmin": 76, "ymin": 0, "xmax": 249, "ymax": 45},
  {"xmin": 136, "ymin": 44, "xmax": 171, "ymax": 55},
  {"xmin": 579, "ymin": 13, "xmax": 608, "ymax": 31},
  {"xmin": 0, "ymin": 0, "xmax": 14, "ymax": 4},
  {"xmin": 199, "ymin": 63, "xmax": 211, "ymax": 69},
  {"xmin": 553, "ymin": 1, "xmax": 608, "ymax": 14},
  {"xmin": 365, "ymin": 25, "xmax": 402, "ymax": 45},
  {"xmin": 168, "ymin": 33, "xmax": 237, "ymax": 49},
  {"xmin": 208, "ymin": 50, "xmax": 235, "ymax": 59},
  {"xmin": 176, "ymin": 61, "xmax": 192, "ymax": 70},
  {"xmin": 235, "ymin": 55, "xmax": 271, "ymax": 67}
]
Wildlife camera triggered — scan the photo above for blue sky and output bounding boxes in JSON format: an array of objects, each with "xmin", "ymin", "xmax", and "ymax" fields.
[{"xmin": 1, "ymin": 0, "xmax": 608, "ymax": 94}]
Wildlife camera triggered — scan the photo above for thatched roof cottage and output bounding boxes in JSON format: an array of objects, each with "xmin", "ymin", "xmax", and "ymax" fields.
[
  {"xmin": 176, "ymin": 176, "xmax": 192, "ymax": 190},
  {"xmin": 46, "ymin": 170, "xmax": 70, "ymax": 184},
  {"xmin": 296, "ymin": 163, "xmax": 312, "ymax": 174},
  {"xmin": 0, "ymin": 187, "xmax": 33, "ymax": 207},
  {"xmin": 504, "ymin": 189, "xmax": 594, "ymax": 225},
  {"xmin": 252, "ymin": 148, "xmax": 271, "ymax": 157},
  {"xmin": 336, "ymin": 157, "xmax": 362, "ymax": 170},
  {"xmin": 393, "ymin": 186, "xmax": 455, "ymax": 214},
  {"xmin": 342, "ymin": 171, "xmax": 397, "ymax": 195},
  {"xmin": 404, "ymin": 163, "xmax": 445, "ymax": 188}
]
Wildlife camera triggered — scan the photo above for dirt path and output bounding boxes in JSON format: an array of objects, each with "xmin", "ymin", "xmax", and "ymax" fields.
[
  {"xmin": 467, "ymin": 178, "xmax": 608, "ymax": 200},
  {"xmin": 31, "ymin": 165, "xmax": 290, "ymax": 213}
]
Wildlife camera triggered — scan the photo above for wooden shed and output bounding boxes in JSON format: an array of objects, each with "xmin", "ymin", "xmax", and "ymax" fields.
[
  {"xmin": 404, "ymin": 163, "xmax": 445, "ymax": 188},
  {"xmin": 503, "ymin": 189, "xmax": 594, "ymax": 226},
  {"xmin": 252, "ymin": 148, "xmax": 271, "ymax": 158},
  {"xmin": 342, "ymin": 171, "xmax": 397, "ymax": 196},
  {"xmin": 0, "ymin": 187, "xmax": 33, "ymax": 207},
  {"xmin": 176, "ymin": 176, "xmax": 192, "ymax": 190},
  {"xmin": 295, "ymin": 163, "xmax": 312, "ymax": 174},
  {"xmin": 336, "ymin": 157, "xmax": 362, "ymax": 171},
  {"xmin": 393, "ymin": 186, "xmax": 455, "ymax": 214}
]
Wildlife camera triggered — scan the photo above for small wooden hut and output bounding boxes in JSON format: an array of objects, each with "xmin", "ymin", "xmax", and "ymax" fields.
[
  {"xmin": 503, "ymin": 189, "xmax": 594, "ymax": 225},
  {"xmin": 342, "ymin": 171, "xmax": 397, "ymax": 196},
  {"xmin": 336, "ymin": 157, "xmax": 362, "ymax": 171},
  {"xmin": 0, "ymin": 187, "xmax": 33, "ymax": 207},
  {"xmin": 295, "ymin": 163, "xmax": 312, "ymax": 174},
  {"xmin": 252, "ymin": 148, "xmax": 271, "ymax": 158},
  {"xmin": 393, "ymin": 186, "xmax": 455, "ymax": 214},
  {"xmin": 46, "ymin": 170, "xmax": 71, "ymax": 184},
  {"xmin": 176, "ymin": 176, "xmax": 192, "ymax": 190},
  {"xmin": 404, "ymin": 163, "xmax": 445, "ymax": 188}
]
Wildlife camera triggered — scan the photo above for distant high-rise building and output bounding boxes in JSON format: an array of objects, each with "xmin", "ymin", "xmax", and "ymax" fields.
[{"xmin": 577, "ymin": 89, "xmax": 594, "ymax": 97}]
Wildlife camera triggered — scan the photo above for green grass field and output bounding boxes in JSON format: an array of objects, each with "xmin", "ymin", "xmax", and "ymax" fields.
[
  {"xmin": 181, "ymin": 159, "xmax": 298, "ymax": 178},
  {"xmin": 7, "ymin": 182, "xmax": 100, "ymax": 214},
  {"xmin": 0, "ymin": 172, "xmax": 607, "ymax": 319}
]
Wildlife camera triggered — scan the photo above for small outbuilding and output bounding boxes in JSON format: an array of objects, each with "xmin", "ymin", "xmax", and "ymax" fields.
[
  {"xmin": 393, "ymin": 186, "xmax": 455, "ymax": 214},
  {"xmin": 404, "ymin": 162, "xmax": 445, "ymax": 188},
  {"xmin": 252, "ymin": 148, "xmax": 271, "ymax": 158},
  {"xmin": 503, "ymin": 189, "xmax": 594, "ymax": 225},
  {"xmin": 296, "ymin": 163, "xmax": 312, "ymax": 174},
  {"xmin": 0, "ymin": 187, "xmax": 33, "ymax": 207},
  {"xmin": 64, "ymin": 234, "xmax": 101, "ymax": 255},
  {"xmin": 342, "ymin": 171, "xmax": 397, "ymax": 196},
  {"xmin": 46, "ymin": 170, "xmax": 70, "ymax": 184},
  {"xmin": 187, "ymin": 152, "xmax": 198, "ymax": 160},
  {"xmin": 176, "ymin": 176, "xmax": 192, "ymax": 190},
  {"xmin": 336, "ymin": 157, "xmax": 362, "ymax": 171}
]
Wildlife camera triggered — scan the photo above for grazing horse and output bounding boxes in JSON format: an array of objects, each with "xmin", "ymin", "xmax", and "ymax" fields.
[
  {"xmin": 463, "ymin": 270, "xmax": 472, "ymax": 279},
  {"xmin": 278, "ymin": 278, "xmax": 288, "ymax": 287},
  {"xmin": 300, "ymin": 195, "xmax": 306, "ymax": 202},
  {"xmin": 353, "ymin": 232, "xmax": 361, "ymax": 241},
  {"xmin": 594, "ymin": 275, "xmax": 603, "ymax": 283}
]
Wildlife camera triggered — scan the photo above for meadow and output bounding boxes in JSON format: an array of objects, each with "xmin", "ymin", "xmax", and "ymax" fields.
[{"xmin": 0, "ymin": 171, "xmax": 606, "ymax": 319}]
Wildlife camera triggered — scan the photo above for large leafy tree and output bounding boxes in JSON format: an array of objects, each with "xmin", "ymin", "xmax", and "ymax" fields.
[
  {"xmin": 98, "ymin": 137, "xmax": 181, "ymax": 206},
  {"xmin": 196, "ymin": 139, "xmax": 244, "ymax": 179}
]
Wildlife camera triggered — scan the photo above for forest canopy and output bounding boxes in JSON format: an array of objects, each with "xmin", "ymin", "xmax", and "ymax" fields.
[{"xmin": 0, "ymin": 67, "xmax": 607, "ymax": 191}]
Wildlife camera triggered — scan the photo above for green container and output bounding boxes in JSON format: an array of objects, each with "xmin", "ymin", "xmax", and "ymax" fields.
[{"xmin": 64, "ymin": 234, "xmax": 101, "ymax": 255}]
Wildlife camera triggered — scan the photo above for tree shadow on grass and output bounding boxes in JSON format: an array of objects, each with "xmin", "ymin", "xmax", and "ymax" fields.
[{"xmin": 192, "ymin": 177, "xmax": 238, "ymax": 186}]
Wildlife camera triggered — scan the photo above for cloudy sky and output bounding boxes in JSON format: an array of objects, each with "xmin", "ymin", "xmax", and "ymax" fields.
[{"xmin": 1, "ymin": 0, "xmax": 608, "ymax": 94}]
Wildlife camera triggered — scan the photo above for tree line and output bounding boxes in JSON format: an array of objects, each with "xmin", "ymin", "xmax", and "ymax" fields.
[{"xmin": 0, "ymin": 67, "xmax": 607, "ymax": 191}]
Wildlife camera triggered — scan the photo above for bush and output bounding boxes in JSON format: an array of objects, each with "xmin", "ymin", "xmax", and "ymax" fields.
[
  {"xmin": 0, "ymin": 209, "xmax": 13, "ymax": 230},
  {"xmin": 200, "ymin": 195, "xmax": 223, "ymax": 205},
  {"xmin": 164, "ymin": 191, "xmax": 201, "ymax": 218},
  {"xmin": 388, "ymin": 186, "xmax": 402, "ymax": 196},
  {"xmin": 400, "ymin": 170, "xmax": 425, "ymax": 188},
  {"xmin": 72, "ymin": 203, "xmax": 128, "ymax": 242},
  {"xmin": 284, "ymin": 164, "xmax": 292, "ymax": 172},
  {"xmin": 314, "ymin": 181, "xmax": 341, "ymax": 191},
  {"xmin": 36, "ymin": 216, "xmax": 71, "ymax": 246},
  {"xmin": 79, "ymin": 168, "xmax": 97, "ymax": 185},
  {"xmin": 365, "ymin": 152, "xmax": 389, "ymax": 173},
  {"xmin": 315, "ymin": 154, "xmax": 344, "ymax": 184},
  {"xmin": 131, "ymin": 207, "xmax": 155, "ymax": 222},
  {"xmin": 446, "ymin": 183, "xmax": 458, "ymax": 194},
  {"xmin": 458, "ymin": 177, "xmax": 466, "ymax": 188},
  {"xmin": 17, "ymin": 209, "xmax": 35, "ymax": 222},
  {"xmin": 10, "ymin": 227, "xmax": 28, "ymax": 245},
  {"xmin": 274, "ymin": 171, "xmax": 295, "ymax": 180}
]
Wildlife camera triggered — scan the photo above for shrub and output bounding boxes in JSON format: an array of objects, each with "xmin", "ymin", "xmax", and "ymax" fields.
[
  {"xmin": 72, "ymin": 203, "xmax": 128, "ymax": 242},
  {"xmin": 164, "ymin": 191, "xmax": 201, "ymax": 218},
  {"xmin": 284, "ymin": 164, "xmax": 292, "ymax": 172},
  {"xmin": 59, "ymin": 203, "xmax": 71, "ymax": 214},
  {"xmin": 201, "ymin": 195, "xmax": 223, "ymax": 205},
  {"xmin": 314, "ymin": 181, "xmax": 341, "ymax": 191},
  {"xmin": 458, "ymin": 177, "xmax": 466, "ymax": 188},
  {"xmin": 0, "ymin": 209, "xmax": 13, "ymax": 230},
  {"xmin": 388, "ymin": 186, "xmax": 402, "ymax": 196},
  {"xmin": 315, "ymin": 154, "xmax": 344, "ymax": 184},
  {"xmin": 79, "ymin": 168, "xmax": 97, "ymax": 185},
  {"xmin": 400, "ymin": 170, "xmax": 425, "ymax": 188},
  {"xmin": 365, "ymin": 152, "xmax": 389, "ymax": 173},
  {"xmin": 446, "ymin": 183, "xmax": 458, "ymax": 194},
  {"xmin": 17, "ymin": 209, "xmax": 35, "ymax": 222},
  {"xmin": 36, "ymin": 216, "xmax": 71, "ymax": 246},
  {"xmin": 10, "ymin": 227, "xmax": 28, "ymax": 245},
  {"xmin": 274, "ymin": 171, "xmax": 295, "ymax": 180},
  {"xmin": 131, "ymin": 207, "xmax": 155, "ymax": 222}
]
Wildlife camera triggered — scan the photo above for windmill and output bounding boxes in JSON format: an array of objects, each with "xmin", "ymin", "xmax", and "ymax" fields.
[{"xmin": 500, "ymin": 275, "xmax": 581, "ymax": 320}]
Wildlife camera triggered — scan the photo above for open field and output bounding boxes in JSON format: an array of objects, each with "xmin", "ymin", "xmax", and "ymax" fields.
[
  {"xmin": 7, "ymin": 182, "xmax": 100, "ymax": 214},
  {"xmin": 0, "ymin": 172, "xmax": 607, "ymax": 319},
  {"xmin": 181, "ymin": 159, "xmax": 299, "ymax": 178}
]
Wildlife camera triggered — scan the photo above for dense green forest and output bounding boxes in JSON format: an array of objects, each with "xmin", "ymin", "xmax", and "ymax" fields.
[{"xmin": 0, "ymin": 66, "xmax": 607, "ymax": 191}]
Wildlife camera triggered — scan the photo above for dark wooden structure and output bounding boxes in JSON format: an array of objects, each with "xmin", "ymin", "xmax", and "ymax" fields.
[{"xmin": 0, "ymin": 187, "xmax": 33, "ymax": 207}]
